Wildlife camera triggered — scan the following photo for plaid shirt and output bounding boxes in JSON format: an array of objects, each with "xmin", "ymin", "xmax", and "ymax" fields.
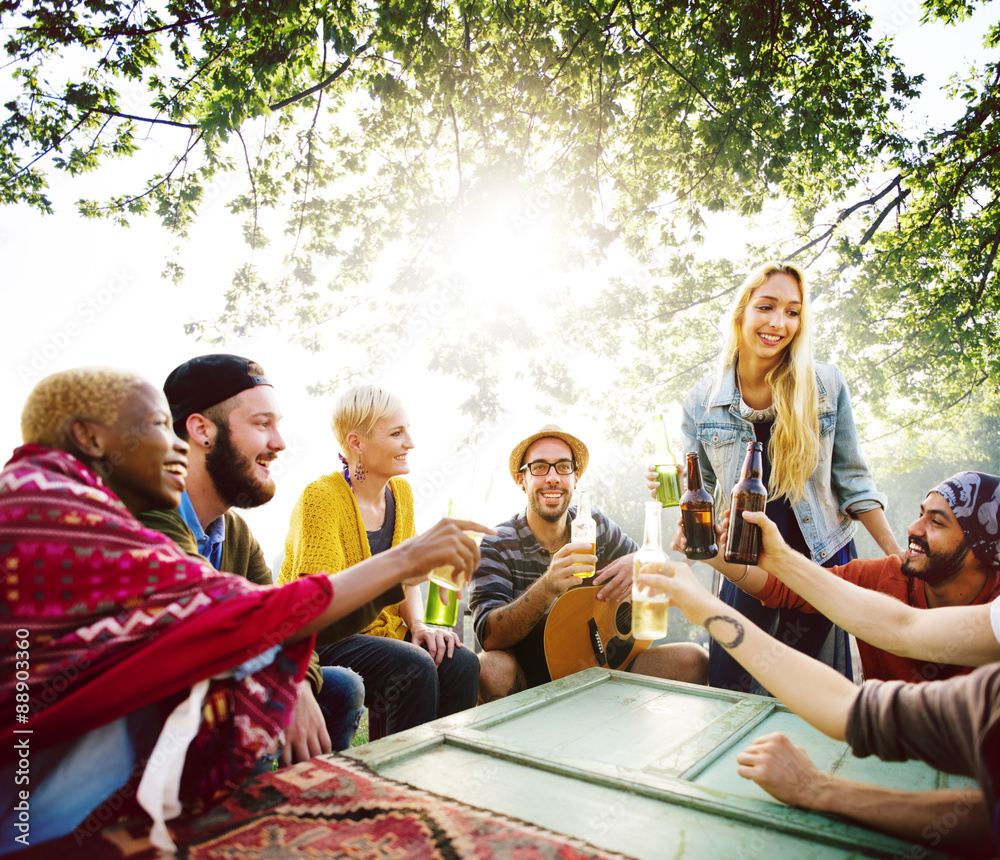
[{"xmin": 470, "ymin": 505, "xmax": 637, "ymax": 648}]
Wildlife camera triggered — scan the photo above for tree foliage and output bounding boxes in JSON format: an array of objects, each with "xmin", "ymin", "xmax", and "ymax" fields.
[{"xmin": 1, "ymin": 0, "xmax": 997, "ymax": 437}]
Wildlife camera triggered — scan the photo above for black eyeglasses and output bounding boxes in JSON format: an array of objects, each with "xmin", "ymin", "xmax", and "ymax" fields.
[{"xmin": 520, "ymin": 459, "xmax": 576, "ymax": 476}]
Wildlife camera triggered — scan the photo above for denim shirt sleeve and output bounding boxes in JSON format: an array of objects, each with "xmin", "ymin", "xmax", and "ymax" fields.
[
  {"xmin": 682, "ymin": 370, "xmax": 751, "ymax": 507},
  {"xmin": 821, "ymin": 364, "xmax": 888, "ymax": 515},
  {"xmin": 681, "ymin": 385, "xmax": 714, "ymax": 497}
]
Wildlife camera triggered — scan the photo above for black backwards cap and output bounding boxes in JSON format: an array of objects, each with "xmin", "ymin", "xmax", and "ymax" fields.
[{"xmin": 164, "ymin": 354, "xmax": 271, "ymax": 435}]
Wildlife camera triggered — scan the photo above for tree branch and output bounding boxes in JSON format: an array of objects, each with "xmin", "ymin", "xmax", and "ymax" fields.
[
  {"xmin": 236, "ymin": 129, "xmax": 260, "ymax": 253},
  {"xmin": 786, "ymin": 174, "xmax": 905, "ymax": 259},
  {"xmin": 270, "ymin": 42, "xmax": 371, "ymax": 111},
  {"xmin": 19, "ymin": 12, "xmax": 218, "ymax": 41},
  {"xmin": 289, "ymin": 43, "xmax": 327, "ymax": 261},
  {"xmin": 82, "ymin": 105, "xmax": 199, "ymax": 129},
  {"xmin": 623, "ymin": 0, "xmax": 724, "ymax": 121},
  {"xmin": 91, "ymin": 130, "xmax": 205, "ymax": 212},
  {"xmin": 858, "ymin": 188, "xmax": 910, "ymax": 246},
  {"xmin": 862, "ymin": 381, "xmax": 985, "ymax": 444},
  {"xmin": 644, "ymin": 282, "xmax": 739, "ymax": 323},
  {"xmin": 449, "ymin": 103, "xmax": 463, "ymax": 200}
]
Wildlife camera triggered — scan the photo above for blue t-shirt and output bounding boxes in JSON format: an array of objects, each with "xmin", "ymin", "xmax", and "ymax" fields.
[{"xmin": 176, "ymin": 491, "xmax": 225, "ymax": 570}]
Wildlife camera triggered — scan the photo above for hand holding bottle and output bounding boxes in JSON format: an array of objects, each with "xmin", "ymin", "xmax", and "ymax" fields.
[
  {"xmin": 401, "ymin": 517, "xmax": 494, "ymax": 588},
  {"xmin": 426, "ymin": 501, "xmax": 490, "ymax": 592},
  {"xmin": 540, "ymin": 542, "xmax": 598, "ymax": 599}
]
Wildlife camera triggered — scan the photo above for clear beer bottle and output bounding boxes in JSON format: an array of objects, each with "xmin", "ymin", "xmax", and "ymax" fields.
[
  {"xmin": 570, "ymin": 486, "xmax": 597, "ymax": 577},
  {"xmin": 632, "ymin": 501, "xmax": 669, "ymax": 639}
]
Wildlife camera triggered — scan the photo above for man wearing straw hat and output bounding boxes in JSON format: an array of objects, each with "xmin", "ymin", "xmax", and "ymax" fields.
[{"xmin": 470, "ymin": 425, "xmax": 708, "ymax": 701}]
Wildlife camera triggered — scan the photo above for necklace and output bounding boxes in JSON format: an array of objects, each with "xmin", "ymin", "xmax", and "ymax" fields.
[{"xmin": 736, "ymin": 367, "xmax": 777, "ymax": 423}]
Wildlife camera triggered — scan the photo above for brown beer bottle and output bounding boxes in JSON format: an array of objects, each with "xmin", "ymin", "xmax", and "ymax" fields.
[
  {"xmin": 724, "ymin": 441, "xmax": 767, "ymax": 565},
  {"xmin": 680, "ymin": 453, "xmax": 717, "ymax": 560}
]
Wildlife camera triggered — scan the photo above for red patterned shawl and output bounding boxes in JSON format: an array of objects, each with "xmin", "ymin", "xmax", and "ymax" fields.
[{"xmin": 0, "ymin": 445, "xmax": 334, "ymax": 811}]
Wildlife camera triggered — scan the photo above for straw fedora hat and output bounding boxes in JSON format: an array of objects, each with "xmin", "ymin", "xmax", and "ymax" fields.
[{"xmin": 508, "ymin": 424, "xmax": 589, "ymax": 484}]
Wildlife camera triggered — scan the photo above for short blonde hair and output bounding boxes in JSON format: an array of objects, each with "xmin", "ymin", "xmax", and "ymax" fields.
[
  {"xmin": 21, "ymin": 367, "xmax": 146, "ymax": 449},
  {"xmin": 331, "ymin": 384, "xmax": 403, "ymax": 451}
]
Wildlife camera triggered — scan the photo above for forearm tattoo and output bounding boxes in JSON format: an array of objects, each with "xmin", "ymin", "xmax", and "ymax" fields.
[
  {"xmin": 705, "ymin": 615, "xmax": 745, "ymax": 650},
  {"xmin": 483, "ymin": 589, "xmax": 540, "ymax": 645}
]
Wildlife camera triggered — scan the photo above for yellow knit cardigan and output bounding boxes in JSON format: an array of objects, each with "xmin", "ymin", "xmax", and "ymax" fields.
[{"xmin": 278, "ymin": 471, "xmax": 416, "ymax": 639}]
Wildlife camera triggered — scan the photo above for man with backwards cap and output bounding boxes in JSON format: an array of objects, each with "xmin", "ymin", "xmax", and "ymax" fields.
[
  {"xmin": 697, "ymin": 471, "xmax": 1000, "ymax": 854},
  {"xmin": 142, "ymin": 354, "xmax": 365, "ymax": 766},
  {"xmin": 470, "ymin": 425, "xmax": 709, "ymax": 702}
]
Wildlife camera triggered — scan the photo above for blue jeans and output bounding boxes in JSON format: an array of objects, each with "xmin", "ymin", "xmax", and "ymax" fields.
[
  {"xmin": 318, "ymin": 634, "xmax": 480, "ymax": 741},
  {"xmin": 316, "ymin": 666, "xmax": 365, "ymax": 751},
  {"xmin": 251, "ymin": 666, "xmax": 366, "ymax": 774}
]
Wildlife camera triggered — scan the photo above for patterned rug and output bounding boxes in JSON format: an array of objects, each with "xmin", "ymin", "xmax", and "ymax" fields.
[{"xmin": 43, "ymin": 755, "xmax": 636, "ymax": 859}]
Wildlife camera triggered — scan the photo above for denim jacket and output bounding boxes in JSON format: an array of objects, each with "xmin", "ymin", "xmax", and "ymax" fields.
[{"xmin": 682, "ymin": 362, "xmax": 886, "ymax": 562}]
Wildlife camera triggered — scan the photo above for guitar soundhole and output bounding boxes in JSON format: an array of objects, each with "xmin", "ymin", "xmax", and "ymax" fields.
[{"xmin": 615, "ymin": 602, "xmax": 632, "ymax": 637}]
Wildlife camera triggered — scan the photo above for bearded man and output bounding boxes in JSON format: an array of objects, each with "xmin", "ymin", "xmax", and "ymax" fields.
[
  {"xmin": 667, "ymin": 473, "xmax": 1000, "ymax": 855},
  {"xmin": 469, "ymin": 425, "xmax": 708, "ymax": 702},
  {"xmin": 724, "ymin": 471, "xmax": 1000, "ymax": 684},
  {"xmin": 141, "ymin": 354, "xmax": 365, "ymax": 766}
]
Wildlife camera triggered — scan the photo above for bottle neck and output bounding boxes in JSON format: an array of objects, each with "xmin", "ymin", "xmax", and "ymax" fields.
[
  {"xmin": 741, "ymin": 443, "xmax": 763, "ymax": 481},
  {"xmin": 642, "ymin": 505, "xmax": 662, "ymax": 549},
  {"xmin": 686, "ymin": 455, "xmax": 703, "ymax": 491}
]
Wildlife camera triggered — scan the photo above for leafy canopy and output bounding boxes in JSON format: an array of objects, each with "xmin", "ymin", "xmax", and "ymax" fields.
[{"xmin": 2, "ymin": 0, "xmax": 996, "ymax": 440}]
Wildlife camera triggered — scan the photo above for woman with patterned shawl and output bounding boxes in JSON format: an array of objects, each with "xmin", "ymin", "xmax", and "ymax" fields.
[{"xmin": 0, "ymin": 368, "xmax": 486, "ymax": 853}]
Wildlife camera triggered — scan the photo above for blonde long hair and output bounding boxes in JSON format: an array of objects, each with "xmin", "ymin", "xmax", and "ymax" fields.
[{"xmin": 719, "ymin": 262, "xmax": 818, "ymax": 504}]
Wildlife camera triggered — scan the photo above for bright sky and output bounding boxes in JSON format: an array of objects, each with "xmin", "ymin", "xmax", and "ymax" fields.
[{"xmin": 1, "ymin": 3, "xmax": 994, "ymax": 562}]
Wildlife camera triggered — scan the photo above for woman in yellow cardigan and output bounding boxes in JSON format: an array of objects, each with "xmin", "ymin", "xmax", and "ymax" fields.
[{"xmin": 280, "ymin": 384, "xmax": 480, "ymax": 740}]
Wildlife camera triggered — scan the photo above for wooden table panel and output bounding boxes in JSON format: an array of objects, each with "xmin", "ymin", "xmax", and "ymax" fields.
[{"xmin": 346, "ymin": 668, "xmax": 964, "ymax": 859}]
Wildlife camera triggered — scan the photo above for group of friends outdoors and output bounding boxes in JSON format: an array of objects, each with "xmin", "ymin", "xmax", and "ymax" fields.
[{"xmin": 1, "ymin": 260, "xmax": 998, "ymax": 856}]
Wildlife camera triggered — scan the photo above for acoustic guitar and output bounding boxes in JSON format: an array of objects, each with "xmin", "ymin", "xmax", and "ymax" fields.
[{"xmin": 541, "ymin": 585, "xmax": 652, "ymax": 681}]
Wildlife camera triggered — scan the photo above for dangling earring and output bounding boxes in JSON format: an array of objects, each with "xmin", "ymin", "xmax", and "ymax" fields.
[{"xmin": 353, "ymin": 459, "xmax": 368, "ymax": 483}]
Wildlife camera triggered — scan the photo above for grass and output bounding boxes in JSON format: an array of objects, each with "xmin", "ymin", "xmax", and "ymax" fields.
[
  {"xmin": 351, "ymin": 710, "xmax": 369, "ymax": 747},
  {"xmin": 346, "ymin": 614, "xmax": 477, "ymax": 750}
]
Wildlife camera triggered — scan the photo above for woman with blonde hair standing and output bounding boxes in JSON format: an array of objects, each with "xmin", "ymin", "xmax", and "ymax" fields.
[
  {"xmin": 667, "ymin": 261, "xmax": 903, "ymax": 692},
  {"xmin": 280, "ymin": 384, "xmax": 481, "ymax": 739}
]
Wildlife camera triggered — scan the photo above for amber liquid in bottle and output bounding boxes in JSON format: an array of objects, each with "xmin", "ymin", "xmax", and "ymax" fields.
[
  {"xmin": 724, "ymin": 441, "xmax": 767, "ymax": 565},
  {"xmin": 680, "ymin": 452, "xmax": 717, "ymax": 560}
]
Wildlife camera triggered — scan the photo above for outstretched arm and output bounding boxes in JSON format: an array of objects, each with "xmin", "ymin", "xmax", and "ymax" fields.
[
  {"xmin": 648, "ymin": 562, "xmax": 859, "ymax": 740},
  {"xmin": 738, "ymin": 733, "xmax": 992, "ymax": 858},
  {"xmin": 286, "ymin": 518, "xmax": 493, "ymax": 643},
  {"xmin": 743, "ymin": 511, "xmax": 1000, "ymax": 667}
]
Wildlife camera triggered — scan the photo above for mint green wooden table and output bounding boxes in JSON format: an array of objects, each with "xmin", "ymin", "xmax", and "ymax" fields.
[{"xmin": 345, "ymin": 668, "xmax": 975, "ymax": 859}]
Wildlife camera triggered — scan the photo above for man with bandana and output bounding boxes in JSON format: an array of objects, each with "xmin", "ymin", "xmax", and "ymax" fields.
[
  {"xmin": 141, "ymin": 354, "xmax": 365, "ymax": 767},
  {"xmin": 696, "ymin": 471, "xmax": 1000, "ymax": 854},
  {"xmin": 717, "ymin": 470, "xmax": 1000, "ymax": 685}
]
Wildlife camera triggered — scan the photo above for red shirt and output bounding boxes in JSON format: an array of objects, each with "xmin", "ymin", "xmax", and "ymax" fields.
[{"xmin": 756, "ymin": 555, "xmax": 1000, "ymax": 683}]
